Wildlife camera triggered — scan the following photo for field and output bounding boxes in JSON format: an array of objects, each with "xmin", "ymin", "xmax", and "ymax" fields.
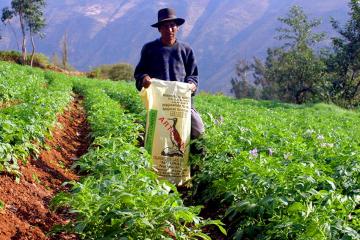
[{"xmin": 0, "ymin": 61, "xmax": 359, "ymax": 239}]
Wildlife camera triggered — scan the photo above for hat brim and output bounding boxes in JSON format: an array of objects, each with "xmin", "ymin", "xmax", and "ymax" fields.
[{"xmin": 151, "ymin": 18, "xmax": 185, "ymax": 28}]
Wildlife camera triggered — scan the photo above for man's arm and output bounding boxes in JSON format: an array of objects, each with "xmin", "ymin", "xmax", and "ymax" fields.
[
  {"xmin": 134, "ymin": 46, "xmax": 150, "ymax": 91},
  {"xmin": 184, "ymin": 48, "xmax": 199, "ymax": 93}
]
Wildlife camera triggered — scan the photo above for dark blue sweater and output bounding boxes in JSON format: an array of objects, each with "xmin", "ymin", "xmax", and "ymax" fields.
[{"xmin": 134, "ymin": 38, "xmax": 199, "ymax": 92}]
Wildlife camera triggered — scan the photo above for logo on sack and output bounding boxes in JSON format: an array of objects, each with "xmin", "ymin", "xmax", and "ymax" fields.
[{"xmin": 158, "ymin": 117, "xmax": 185, "ymax": 157}]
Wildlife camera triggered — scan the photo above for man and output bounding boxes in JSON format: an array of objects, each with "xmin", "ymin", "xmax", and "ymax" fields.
[{"xmin": 134, "ymin": 8, "xmax": 204, "ymax": 139}]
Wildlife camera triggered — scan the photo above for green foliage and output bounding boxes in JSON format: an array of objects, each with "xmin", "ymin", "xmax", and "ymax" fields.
[
  {"xmin": 29, "ymin": 52, "xmax": 50, "ymax": 68},
  {"xmin": 2, "ymin": 1, "xmax": 28, "ymax": 62},
  {"xmin": 88, "ymin": 63, "xmax": 134, "ymax": 81},
  {"xmin": 50, "ymin": 77, "xmax": 221, "ymax": 239},
  {"xmin": 263, "ymin": 6, "xmax": 329, "ymax": 104},
  {"xmin": 0, "ymin": 199, "xmax": 4, "ymax": 210},
  {"xmin": 230, "ymin": 60, "xmax": 262, "ymax": 100},
  {"xmin": 1, "ymin": 61, "xmax": 359, "ymax": 239},
  {"xmin": 65, "ymin": 78, "xmax": 358, "ymax": 239},
  {"xmin": 101, "ymin": 81, "xmax": 145, "ymax": 115},
  {"xmin": 64, "ymin": 76, "xmax": 358, "ymax": 239},
  {"xmin": 0, "ymin": 51, "xmax": 50, "ymax": 67},
  {"xmin": 0, "ymin": 61, "xmax": 73, "ymax": 177},
  {"xmin": 190, "ymin": 93, "xmax": 360, "ymax": 239},
  {"xmin": 276, "ymin": 5, "xmax": 325, "ymax": 50},
  {"xmin": 24, "ymin": 0, "xmax": 46, "ymax": 35},
  {"xmin": 0, "ymin": 51, "xmax": 23, "ymax": 64},
  {"xmin": 108, "ymin": 63, "xmax": 134, "ymax": 81},
  {"xmin": 1, "ymin": 0, "xmax": 46, "ymax": 65},
  {"xmin": 0, "ymin": 60, "xmax": 45, "ymax": 102},
  {"xmin": 0, "ymin": 61, "xmax": 223, "ymax": 239},
  {"xmin": 25, "ymin": 0, "xmax": 46, "ymax": 67},
  {"xmin": 263, "ymin": 47, "xmax": 330, "ymax": 104},
  {"xmin": 231, "ymin": 6, "xmax": 330, "ymax": 104},
  {"xmin": 327, "ymin": 0, "xmax": 360, "ymax": 107}
]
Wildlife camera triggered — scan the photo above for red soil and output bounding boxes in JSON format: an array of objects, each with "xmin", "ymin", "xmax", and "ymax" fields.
[{"xmin": 0, "ymin": 96, "xmax": 90, "ymax": 240}]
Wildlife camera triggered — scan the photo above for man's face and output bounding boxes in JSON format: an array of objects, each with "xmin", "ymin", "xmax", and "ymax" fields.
[{"xmin": 158, "ymin": 20, "xmax": 178, "ymax": 44}]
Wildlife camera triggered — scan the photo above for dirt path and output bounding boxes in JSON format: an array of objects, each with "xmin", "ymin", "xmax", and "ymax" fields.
[{"xmin": 0, "ymin": 95, "xmax": 91, "ymax": 240}]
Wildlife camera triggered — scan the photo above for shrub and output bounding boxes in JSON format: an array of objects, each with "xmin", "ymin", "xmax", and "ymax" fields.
[
  {"xmin": 29, "ymin": 53, "xmax": 50, "ymax": 68},
  {"xmin": 0, "ymin": 51, "xmax": 50, "ymax": 68},
  {"xmin": 88, "ymin": 63, "xmax": 134, "ymax": 81},
  {"xmin": 108, "ymin": 63, "xmax": 134, "ymax": 81},
  {"xmin": 0, "ymin": 51, "xmax": 22, "ymax": 64}
]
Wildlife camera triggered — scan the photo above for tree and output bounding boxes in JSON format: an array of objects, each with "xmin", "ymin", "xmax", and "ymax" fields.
[
  {"xmin": 261, "ymin": 5, "xmax": 329, "ymax": 104},
  {"xmin": 26, "ymin": 0, "xmax": 46, "ymax": 67},
  {"xmin": 1, "ymin": 8, "xmax": 20, "ymax": 50},
  {"xmin": 328, "ymin": 0, "xmax": 360, "ymax": 106},
  {"xmin": 276, "ymin": 5, "xmax": 325, "ymax": 51},
  {"xmin": 88, "ymin": 63, "xmax": 135, "ymax": 81},
  {"xmin": 230, "ymin": 59, "xmax": 261, "ymax": 99},
  {"xmin": 264, "ymin": 47, "xmax": 330, "ymax": 103},
  {"xmin": 1, "ymin": 0, "xmax": 46, "ymax": 65},
  {"xmin": 61, "ymin": 31, "xmax": 69, "ymax": 70},
  {"xmin": 1, "ymin": 1, "xmax": 28, "ymax": 63},
  {"xmin": 108, "ymin": 63, "xmax": 134, "ymax": 81}
]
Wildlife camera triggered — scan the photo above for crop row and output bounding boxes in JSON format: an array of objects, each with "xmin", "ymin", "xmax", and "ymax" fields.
[
  {"xmin": 0, "ymin": 62, "xmax": 73, "ymax": 178},
  {"xmin": 2, "ymin": 61, "xmax": 358, "ymax": 239},
  {"xmin": 52, "ymin": 78, "xmax": 359, "ymax": 239},
  {"xmin": 191, "ymin": 95, "xmax": 360, "ymax": 239},
  {"xmin": 0, "ymin": 61, "xmax": 47, "ymax": 103},
  {"xmin": 96, "ymin": 82, "xmax": 359, "ymax": 239},
  {"xmin": 52, "ymin": 78, "xmax": 224, "ymax": 239},
  {"xmin": 102, "ymin": 80, "xmax": 145, "ymax": 115}
]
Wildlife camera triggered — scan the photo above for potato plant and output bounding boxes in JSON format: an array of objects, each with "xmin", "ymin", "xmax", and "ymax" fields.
[
  {"xmin": 51, "ymin": 78, "xmax": 224, "ymax": 239},
  {"xmin": 0, "ymin": 62, "xmax": 73, "ymax": 178},
  {"xmin": 191, "ymin": 95, "xmax": 359, "ymax": 239},
  {"xmin": 2, "ymin": 61, "xmax": 358, "ymax": 239}
]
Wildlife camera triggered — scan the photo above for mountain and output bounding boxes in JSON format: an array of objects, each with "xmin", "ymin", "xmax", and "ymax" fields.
[{"xmin": 0, "ymin": 0, "xmax": 349, "ymax": 93}]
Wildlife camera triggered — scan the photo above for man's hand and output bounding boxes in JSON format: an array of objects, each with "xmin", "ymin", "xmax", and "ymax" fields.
[
  {"xmin": 189, "ymin": 82, "xmax": 197, "ymax": 93},
  {"xmin": 143, "ymin": 75, "xmax": 152, "ymax": 88}
]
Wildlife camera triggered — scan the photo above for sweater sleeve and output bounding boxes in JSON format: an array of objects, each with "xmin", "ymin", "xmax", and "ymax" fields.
[
  {"xmin": 134, "ymin": 45, "xmax": 149, "ymax": 91},
  {"xmin": 184, "ymin": 48, "xmax": 199, "ymax": 92}
]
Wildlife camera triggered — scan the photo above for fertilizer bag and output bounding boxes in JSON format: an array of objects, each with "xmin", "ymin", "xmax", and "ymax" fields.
[{"xmin": 140, "ymin": 79, "xmax": 191, "ymax": 185}]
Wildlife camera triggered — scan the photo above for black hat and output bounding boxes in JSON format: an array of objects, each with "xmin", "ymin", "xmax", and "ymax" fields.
[{"xmin": 151, "ymin": 8, "xmax": 185, "ymax": 28}]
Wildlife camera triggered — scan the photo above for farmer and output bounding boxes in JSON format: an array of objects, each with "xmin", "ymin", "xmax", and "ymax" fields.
[{"xmin": 134, "ymin": 7, "xmax": 204, "ymax": 139}]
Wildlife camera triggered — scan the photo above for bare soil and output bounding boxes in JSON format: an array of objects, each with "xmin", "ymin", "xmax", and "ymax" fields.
[
  {"xmin": 0, "ymin": 99, "xmax": 22, "ymax": 109},
  {"xmin": 0, "ymin": 95, "xmax": 90, "ymax": 240}
]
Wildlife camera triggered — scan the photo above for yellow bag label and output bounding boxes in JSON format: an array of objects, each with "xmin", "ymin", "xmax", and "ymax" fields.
[{"xmin": 140, "ymin": 79, "xmax": 191, "ymax": 185}]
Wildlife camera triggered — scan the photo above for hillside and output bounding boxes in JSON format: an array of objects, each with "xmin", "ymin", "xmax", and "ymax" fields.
[
  {"xmin": 0, "ymin": 61, "xmax": 359, "ymax": 239},
  {"xmin": 0, "ymin": 0, "xmax": 349, "ymax": 92}
]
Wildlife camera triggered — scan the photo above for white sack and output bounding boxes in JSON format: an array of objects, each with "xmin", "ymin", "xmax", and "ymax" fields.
[{"xmin": 140, "ymin": 79, "xmax": 191, "ymax": 185}]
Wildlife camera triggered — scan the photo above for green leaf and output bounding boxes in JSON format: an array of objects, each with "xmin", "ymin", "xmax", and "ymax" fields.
[
  {"xmin": 0, "ymin": 200, "xmax": 5, "ymax": 210},
  {"xmin": 193, "ymin": 232, "xmax": 211, "ymax": 240},
  {"xmin": 206, "ymin": 219, "xmax": 227, "ymax": 236},
  {"xmin": 288, "ymin": 202, "xmax": 305, "ymax": 213}
]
